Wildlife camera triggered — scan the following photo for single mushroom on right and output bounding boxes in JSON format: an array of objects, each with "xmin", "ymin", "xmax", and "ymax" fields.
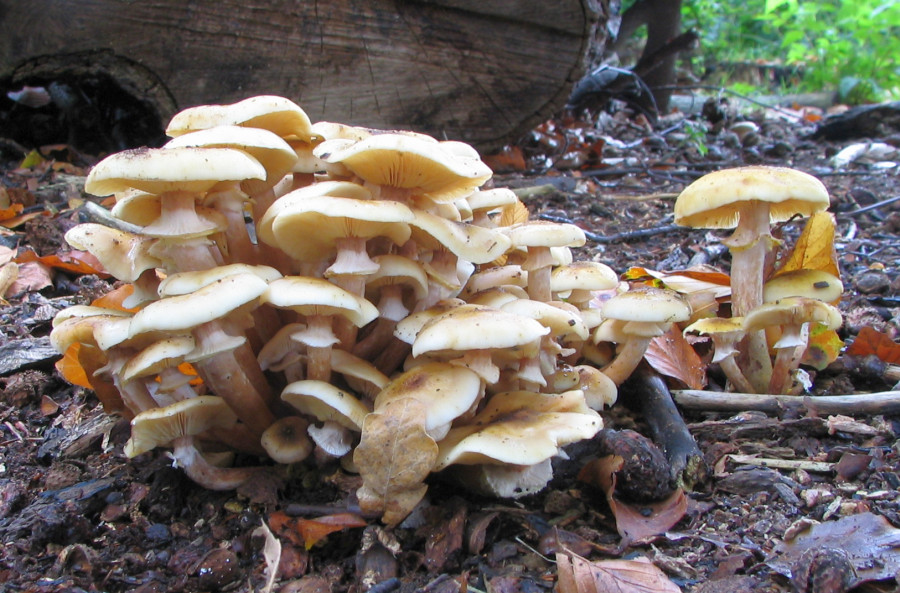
[{"xmin": 673, "ymin": 166, "xmax": 830, "ymax": 392}]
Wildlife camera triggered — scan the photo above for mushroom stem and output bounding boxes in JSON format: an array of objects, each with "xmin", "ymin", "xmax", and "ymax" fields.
[
  {"xmin": 718, "ymin": 355, "xmax": 757, "ymax": 394},
  {"xmin": 205, "ymin": 185, "xmax": 260, "ymax": 265},
  {"xmin": 601, "ymin": 337, "xmax": 653, "ymax": 386},
  {"xmin": 193, "ymin": 321, "xmax": 276, "ymax": 436},
  {"xmin": 726, "ymin": 202, "xmax": 774, "ymax": 392},
  {"xmin": 171, "ymin": 437, "xmax": 262, "ymax": 491},
  {"xmin": 768, "ymin": 325, "xmax": 809, "ymax": 395}
]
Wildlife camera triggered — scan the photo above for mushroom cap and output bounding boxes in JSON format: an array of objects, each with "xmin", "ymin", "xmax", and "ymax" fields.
[
  {"xmin": 313, "ymin": 133, "xmax": 493, "ymax": 202},
  {"xmin": 411, "ymin": 304, "xmax": 550, "ymax": 358},
  {"xmin": 64, "ymin": 223, "xmax": 161, "ymax": 282},
  {"xmin": 743, "ymin": 297, "xmax": 843, "ymax": 334},
  {"xmin": 434, "ymin": 389, "xmax": 602, "ymax": 469},
  {"xmin": 260, "ymin": 416, "xmax": 313, "ymax": 464},
  {"xmin": 263, "ymin": 276, "xmax": 379, "ymax": 327},
  {"xmin": 550, "ymin": 261, "xmax": 620, "ymax": 294},
  {"xmin": 281, "ymin": 379, "xmax": 372, "ymax": 431},
  {"xmin": 763, "ymin": 269, "xmax": 843, "ymax": 304},
  {"xmin": 365, "ymin": 255, "xmax": 429, "ymax": 302},
  {"xmin": 110, "ymin": 190, "xmax": 161, "ymax": 226},
  {"xmin": 408, "ymin": 209, "xmax": 511, "ymax": 264},
  {"xmin": 674, "ymin": 166, "xmax": 830, "ymax": 228},
  {"xmin": 374, "ymin": 362, "xmax": 483, "ymax": 437},
  {"xmin": 120, "ymin": 335, "xmax": 197, "ymax": 383},
  {"xmin": 166, "ymin": 95, "xmax": 317, "ymax": 142},
  {"xmin": 129, "ymin": 273, "xmax": 269, "ymax": 336},
  {"xmin": 265, "ymin": 193, "xmax": 414, "ymax": 263},
  {"xmin": 600, "ymin": 287, "xmax": 692, "ymax": 324},
  {"xmin": 124, "ymin": 395, "xmax": 238, "ymax": 457},
  {"xmin": 158, "ymin": 264, "xmax": 282, "ymax": 297},
  {"xmin": 50, "ymin": 310, "xmax": 133, "ymax": 353},
  {"xmin": 163, "ymin": 125, "xmax": 298, "ymax": 191},
  {"xmin": 499, "ymin": 299, "xmax": 589, "ymax": 341},
  {"xmin": 84, "ymin": 147, "xmax": 266, "ymax": 196},
  {"xmin": 258, "ymin": 180, "xmax": 374, "ymax": 244},
  {"xmin": 501, "ymin": 221, "xmax": 587, "ymax": 250},
  {"xmin": 683, "ymin": 317, "xmax": 746, "ymax": 363}
]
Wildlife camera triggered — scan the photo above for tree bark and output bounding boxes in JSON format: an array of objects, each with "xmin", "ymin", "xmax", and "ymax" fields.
[{"xmin": 0, "ymin": 0, "xmax": 610, "ymax": 151}]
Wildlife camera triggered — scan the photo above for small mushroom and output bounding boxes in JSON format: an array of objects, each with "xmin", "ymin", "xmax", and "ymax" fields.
[
  {"xmin": 684, "ymin": 317, "xmax": 754, "ymax": 393},
  {"xmin": 743, "ymin": 297, "xmax": 842, "ymax": 394},
  {"xmin": 260, "ymin": 416, "xmax": 314, "ymax": 464},
  {"xmin": 595, "ymin": 287, "xmax": 692, "ymax": 385},
  {"xmin": 763, "ymin": 269, "xmax": 844, "ymax": 304},
  {"xmin": 501, "ymin": 221, "xmax": 587, "ymax": 303}
]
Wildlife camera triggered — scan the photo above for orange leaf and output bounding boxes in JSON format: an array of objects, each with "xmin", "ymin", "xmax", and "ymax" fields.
[
  {"xmin": 91, "ymin": 284, "xmax": 140, "ymax": 312},
  {"xmin": 56, "ymin": 343, "xmax": 93, "ymax": 389},
  {"xmin": 268, "ymin": 511, "xmax": 367, "ymax": 550},
  {"xmin": 645, "ymin": 325, "xmax": 707, "ymax": 389},
  {"xmin": 775, "ymin": 211, "xmax": 840, "ymax": 280},
  {"xmin": 15, "ymin": 249, "xmax": 109, "ymax": 277},
  {"xmin": 483, "ymin": 146, "xmax": 526, "ymax": 173},
  {"xmin": 0, "ymin": 203, "xmax": 23, "ymax": 222},
  {"xmin": 845, "ymin": 326, "xmax": 900, "ymax": 365}
]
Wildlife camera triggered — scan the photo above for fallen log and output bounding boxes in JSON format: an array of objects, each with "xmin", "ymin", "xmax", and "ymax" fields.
[{"xmin": 0, "ymin": 0, "xmax": 609, "ymax": 151}]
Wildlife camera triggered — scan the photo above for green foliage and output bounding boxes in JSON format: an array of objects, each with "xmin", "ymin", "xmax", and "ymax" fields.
[{"xmin": 681, "ymin": 0, "xmax": 900, "ymax": 102}]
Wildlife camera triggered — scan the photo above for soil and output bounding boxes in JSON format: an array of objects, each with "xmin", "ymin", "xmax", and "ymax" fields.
[{"xmin": 1, "ymin": 93, "xmax": 900, "ymax": 593}]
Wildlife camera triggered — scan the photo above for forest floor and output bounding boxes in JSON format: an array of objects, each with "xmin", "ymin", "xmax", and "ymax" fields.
[{"xmin": 1, "ymin": 92, "xmax": 899, "ymax": 593}]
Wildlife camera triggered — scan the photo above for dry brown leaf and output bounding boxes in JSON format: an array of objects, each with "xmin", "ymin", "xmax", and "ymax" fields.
[
  {"xmin": 845, "ymin": 326, "xmax": 900, "ymax": 365},
  {"xmin": 556, "ymin": 551, "xmax": 681, "ymax": 593},
  {"xmin": 0, "ymin": 262, "xmax": 18, "ymax": 300},
  {"xmin": 768, "ymin": 512, "xmax": 900, "ymax": 586},
  {"xmin": 8, "ymin": 261, "xmax": 52, "ymax": 294},
  {"xmin": 354, "ymin": 397, "xmax": 438, "ymax": 526},
  {"xmin": 645, "ymin": 325, "xmax": 707, "ymax": 389},
  {"xmin": 251, "ymin": 519, "xmax": 282, "ymax": 593},
  {"xmin": 774, "ymin": 211, "xmax": 840, "ymax": 281}
]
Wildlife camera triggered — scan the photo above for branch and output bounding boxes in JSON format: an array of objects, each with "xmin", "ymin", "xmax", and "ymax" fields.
[{"xmin": 672, "ymin": 389, "xmax": 900, "ymax": 416}]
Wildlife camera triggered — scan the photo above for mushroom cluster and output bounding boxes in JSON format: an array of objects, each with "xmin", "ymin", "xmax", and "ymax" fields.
[
  {"xmin": 675, "ymin": 166, "xmax": 843, "ymax": 395},
  {"xmin": 53, "ymin": 95, "xmax": 652, "ymax": 524}
]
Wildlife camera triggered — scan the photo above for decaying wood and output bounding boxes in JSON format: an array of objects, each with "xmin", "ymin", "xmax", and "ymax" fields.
[
  {"xmin": 0, "ymin": 0, "xmax": 608, "ymax": 150},
  {"xmin": 619, "ymin": 364, "xmax": 708, "ymax": 490},
  {"xmin": 672, "ymin": 389, "xmax": 900, "ymax": 417}
]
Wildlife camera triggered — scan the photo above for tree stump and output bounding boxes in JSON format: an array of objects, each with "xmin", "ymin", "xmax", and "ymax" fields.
[{"xmin": 0, "ymin": 0, "xmax": 609, "ymax": 151}]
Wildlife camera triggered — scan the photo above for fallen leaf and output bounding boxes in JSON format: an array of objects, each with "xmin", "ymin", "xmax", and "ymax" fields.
[
  {"xmin": 774, "ymin": 211, "xmax": 840, "ymax": 283},
  {"xmin": 645, "ymin": 325, "xmax": 707, "ymax": 389},
  {"xmin": 845, "ymin": 326, "xmax": 900, "ymax": 365},
  {"xmin": 800, "ymin": 323, "xmax": 844, "ymax": 370},
  {"xmin": 624, "ymin": 266, "xmax": 732, "ymax": 299},
  {"xmin": 556, "ymin": 551, "xmax": 681, "ymax": 593},
  {"xmin": 0, "ymin": 203, "xmax": 24, "ymax": 223},
  {"xmin": 252, "ymin": 519, "xmax": 282, "ymax": 593},
  {"xmin": 354, "ymin": 397, "xmax": 438, "ymax": 526},
  {"xmin": 0, "ymin": 262, "xmax": 18, "ymax": 300},
  {"xmin": 578, "ymin": 455, "xmax": 687, "ymax": 545},
  {"xmin": 767, "ymin": 512, "xmax": 900, "ymax": 586},
  {"xmin": 90, "ymin": 284, "xmax": 141, "ymax": 312},
  {"xmin": 483, "ymin": 145, "xmax": 526, "ymax": 173},
  {"xmin": 268, "ymin": 511, "xmax": 367, "ymax": 549},
  {"xmin": 15, "ymin": 249, "xmax": 108, "ymax": 277},
  {"xmin": 7, "ymin": 261, "xmax": 53, "ymax": 294}
]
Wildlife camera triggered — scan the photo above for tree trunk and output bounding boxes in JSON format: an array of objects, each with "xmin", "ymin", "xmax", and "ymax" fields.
[{"xmin": 0, "ymin": 0, "xmax": 610, "ymax": 151}]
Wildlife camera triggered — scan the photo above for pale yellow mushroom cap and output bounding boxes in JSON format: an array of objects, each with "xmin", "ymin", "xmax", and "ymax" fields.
[
  {"xmin": 763, "ymin": 269, "xmax": 843, "ymax": 303},
  {"xmin": 124, "ymin": 395, "xmax": 238, "ymax": 458},
  {"xmin": 674, "ymin": 166, "xmax": 829, "ymax": 228},
  {"xmin": 166, "ymin": 95, "xmax": 316, "ymax": 142}
]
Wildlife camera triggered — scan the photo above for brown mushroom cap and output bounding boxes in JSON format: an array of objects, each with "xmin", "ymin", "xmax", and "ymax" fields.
[
  {"xmin": 674, "ymin": 166, "xmax": 830, "ymax": 228},
  {"xmin": 260, "ymin": 416, "xmax": 314, "ymax": 464}
]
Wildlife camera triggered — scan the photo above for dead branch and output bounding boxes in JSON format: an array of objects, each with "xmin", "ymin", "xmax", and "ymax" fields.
[{"xmin": 672, "ymin": 389, "xmax": 900, "ymax": 416}]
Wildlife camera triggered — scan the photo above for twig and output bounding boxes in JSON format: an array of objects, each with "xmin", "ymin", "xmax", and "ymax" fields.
[
  {"xmin": 620, "ymin": 364, "xmax": 708, "ymax": 489},
  {"xmin": 537, "ymin": 213, "xmax": 686, "ymax": 244},
  {"xmin": 836, "ymin": 195, "xmax": 900, "ymax": 219},
  {"xmin": 726, "ymin": 454, "xmax": 835, "ymax": 473},
  {"xmin": 672, "ymin": 389, "xmax": 900, "ymax": 416}
]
